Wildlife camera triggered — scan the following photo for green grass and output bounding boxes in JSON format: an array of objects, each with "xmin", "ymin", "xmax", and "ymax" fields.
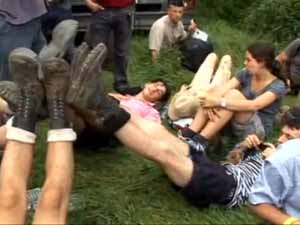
[{"xmin": 29, "ymin": 12, "xmax": 300, "ymax": 225}]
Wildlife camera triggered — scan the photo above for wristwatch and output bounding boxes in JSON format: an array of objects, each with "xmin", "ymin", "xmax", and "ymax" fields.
[{"xmin": 220, "ymin": 98, "xmax": 227, "ymax": 108}]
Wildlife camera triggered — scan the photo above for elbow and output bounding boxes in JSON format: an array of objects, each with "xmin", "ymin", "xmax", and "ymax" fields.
[{"xmin": 249, "ymin": 101, "xmax": 263, "ymax": 111}]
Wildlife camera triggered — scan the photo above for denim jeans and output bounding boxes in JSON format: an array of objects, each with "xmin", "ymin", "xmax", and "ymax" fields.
[
  {"xmin": 0, "ymin": 16, "xmax": 46, "ymax": 81},
  {"xmin": 85, "ymin": 8, "xmax": 132, "ymax": 88}
]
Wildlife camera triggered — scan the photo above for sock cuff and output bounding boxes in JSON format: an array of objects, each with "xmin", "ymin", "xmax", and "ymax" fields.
[
  {"xmin": 103, "ymin": 108, "xmax": 130, "ymax": 134},
  {"xmin": 6, "ymin": 126, "xmax": 36, "ymax": 144},
  {"xmin": 47, "ymin": 128, "xmax": 77, "ymax": 142}
]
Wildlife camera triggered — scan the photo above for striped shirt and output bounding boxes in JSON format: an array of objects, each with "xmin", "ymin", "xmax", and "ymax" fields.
[{"xmin": 223, "ymin": 151, "xmax": 264, "ymax": 208}]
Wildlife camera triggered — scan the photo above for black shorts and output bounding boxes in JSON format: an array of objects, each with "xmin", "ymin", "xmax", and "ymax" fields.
[{"xmin": 181, "ymin": 152, "xmax": 236, "ymax": 207}]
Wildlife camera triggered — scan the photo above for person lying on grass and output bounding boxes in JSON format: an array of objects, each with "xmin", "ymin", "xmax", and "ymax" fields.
[
  {"xmin": 0, "ymin": 43, "xmax": 171, "ymax": 149},
  {"xmin": 65, "ymin": 42, "xmax": 295, "ymax": 208},
  {"xmin": 248, "ymin": 106, "xmax": 300, "ymax": 225},
  {"xmin": 0, "ymin": 48, "xmax": 76, "ymax": 224}
]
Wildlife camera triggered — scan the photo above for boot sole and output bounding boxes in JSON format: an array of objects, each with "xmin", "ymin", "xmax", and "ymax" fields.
[
  {"xmin": 39, "ymin": 19, "xmax": 79, "ymax": 60},
  {"xmin": 66, "ymin": 43, "xmax": 107, "ymax": 110},
  {"xmin": 9, "ymin": 48, "xmax": 39, "ymax": 87}
]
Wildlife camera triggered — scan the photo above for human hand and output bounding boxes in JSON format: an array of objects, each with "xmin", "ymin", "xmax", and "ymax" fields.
[
  {"xmin": 188, "ymin": 19, "xmax": 198, "ymax": 33},
  {"xmin": 243, "ymin": 134, "xmax": 262, "ymax": 149},
  {"xmin": 199, "ymin": 93, "xmax": 219, "ymax": 108},
  {"xmin": 204, "ymin": 108, "xmax": 220, "ymax": 121},
  {"xmin": 261, "ymin": 144, "xmax": 276, "ymax": 159},
  {"xmin": 86, "ymin": 0, "xmax": 104, "ymax": 12}
]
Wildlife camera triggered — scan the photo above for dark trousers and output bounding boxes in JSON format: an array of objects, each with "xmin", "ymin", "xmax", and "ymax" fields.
[
  {"xmin": 0, "ymin": 16, "xmax": 46, "ymax": 81},
  {"xmin": 85, "ymin": 8, "xmax": 132, "ymax": 88}
]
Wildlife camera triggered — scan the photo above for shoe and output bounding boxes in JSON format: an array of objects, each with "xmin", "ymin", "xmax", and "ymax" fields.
[
  {"xmin": 66, "ymin": 42, "xmax": 107, "ymax": 110},
  {"xmin": 38, "ymin": 19, "xmax": 78, "ymax": 61},
  {"xmin": 9, "ymin": 48, "xmax": 44, "ymax": 132},
  {"xmin": 42, "ymin": 58, "xmax": 70, "ymax": 129},
  {"xmin": 66, "ymin": 43, "xmax": 130, "ymax": 133},
  {"xmin": 69, "ymin": 42, "xmax": 90, "ymax": 81},
  {"xmin": 114, "ymin": 84, "xmax": 142, "ymax": 95},
  {"xmin": 178, "ymin": 127, "xmax": 209, "ymax": 153},
  {"xmin": 0, "ymin": 81, "xmax": 20, "ymax": 112}
]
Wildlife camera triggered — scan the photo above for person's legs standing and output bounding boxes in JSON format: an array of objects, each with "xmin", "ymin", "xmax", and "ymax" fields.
[
  {"xmin": 85, "ymin": 11, "xmax": 111, "ymax": 49},
  {"xmin": 0, "ymin": 17, "xmax": 45, "ymax": 81},
  {"xmin": 112, "ymin": 9, "xmax": 131, "ymax": 91}
]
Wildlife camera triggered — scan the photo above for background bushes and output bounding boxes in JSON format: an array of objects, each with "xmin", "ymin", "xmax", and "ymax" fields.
[
  {"xmin": 199, "ymin": 0, "xmax": 259, "ymax": 23},
  {"xmin": 201, "ymin": 0, "xmax": 300, "ymax": 44},
  {"xmin": 242, "ymin": 0, "xmax": 300, "ymax": 44}
]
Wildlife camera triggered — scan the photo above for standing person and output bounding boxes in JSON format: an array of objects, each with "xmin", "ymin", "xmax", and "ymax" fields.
[
  {"xmin": 248, "ymin": 106, "xmax": 300, "ymax": 225},
  {"xmin": 276, "ymin": 38, "xmax": 300, "ymax": 95},
  {"xmin": 85, "ymin": 0, "xmax": 139, "ymax": 95},
  {"xmin": 149, "ymin": 0, "xmax": 197, "ymax": 61},
  {"xmin": 0, "ymin": 0, "xmax": 47, "ymax": 81}
]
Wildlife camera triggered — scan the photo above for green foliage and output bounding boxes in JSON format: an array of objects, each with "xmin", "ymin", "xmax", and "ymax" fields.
[
  {"xmin": 199, "ymin": 0, "xmax": 259, "ymax": 23},
  {"xmin": 242, "ymin": 0, "xmax": 300, "ymax": 43},
  {"xmin": 28, "ymin": 5, "xmax": 300, "ymax": 224}
]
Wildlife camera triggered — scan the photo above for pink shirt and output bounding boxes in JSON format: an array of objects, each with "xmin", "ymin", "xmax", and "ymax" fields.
[{"xmin": 120, "ymin": 97, "xmax": 161, "ymax": 123}]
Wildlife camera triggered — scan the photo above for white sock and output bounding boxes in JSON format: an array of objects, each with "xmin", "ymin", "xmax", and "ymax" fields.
[
  {"xmin": 47, "ymin": 128, "xmax": 77, "ymax": 142},
  {"xmin": 6, "ymin": 126, "xmax": 36, "ymax": 144}
]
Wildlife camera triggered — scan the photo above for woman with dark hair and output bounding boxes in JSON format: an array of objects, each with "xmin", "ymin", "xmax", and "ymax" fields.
[{"xmin": 180, "ymin": 42, "xmax": 286, "ymax": 144}]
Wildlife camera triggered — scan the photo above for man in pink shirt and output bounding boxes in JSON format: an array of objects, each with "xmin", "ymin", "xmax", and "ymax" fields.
[{"xmin": 109, "ymin": 79, "xmax": 170, "ymax": 124}]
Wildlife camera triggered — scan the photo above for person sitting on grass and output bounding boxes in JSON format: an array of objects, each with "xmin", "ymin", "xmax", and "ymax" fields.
[
  {"xmin": 182, "ymin": 42, "xmax": 286, "ymax": 144},
  {"xmin": 168, "ymin": 52, "xmax": 232, "ymax": 122},
  {"xmin": 248, "ymin": 106, "xmax": 300, "ymax": 225},
  {"xmin": 0, "ymin": 48, "xmax": 76, "ymax": 224},
  {"xmin": 149, "ymin": 0, "xmax": 197, "ymax": 61},
  {"xmin": 65, "ymin": 43, "xmax": 296, "ymax": 208},
  {"xmin": 276, "ymin": 38, "xmax": 300, "ymax": 95}
]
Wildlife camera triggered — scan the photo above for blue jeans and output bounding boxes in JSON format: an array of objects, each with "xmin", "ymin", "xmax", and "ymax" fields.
[
  {"xmin": 85, "ymin": 8, "xmax": 132, "ymax": 88},
  {"xmin": 0, "ymin": 16, "xmax": 46, "ymax": 81}
]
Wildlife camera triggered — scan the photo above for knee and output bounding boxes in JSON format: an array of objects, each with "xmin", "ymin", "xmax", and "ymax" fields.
[
  {"xmin": 225, "ymin": 89, "xmax": 244, "ymax": 99},
  {"xmin": 0, "ymin": 184, "xmax": 26, "ymax": 210},
  {"xmin": 38, "ymin": 182, "xmax": 69, "ymax": 210}
]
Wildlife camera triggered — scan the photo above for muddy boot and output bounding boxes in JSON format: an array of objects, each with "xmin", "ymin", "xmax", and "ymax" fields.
[
  {"xmin": 66, "ymin": 43, "xmax": 130, "ymax": 134},
  {"xmin": 66, "ymin": 42, "xmax": 107, "ymax": 109},
  {"xmin": 42, "ymin": 58, "xmax": 71, "ymax": 129},
  {"xmin": 8, "ymin": 48, "xmax": 44, "ymax": 132},
  {"xmin": 39, "ymin": 19, "xmax": 79, "ymax": 61},
  {"xmin": 0, "ymin": 81, "xmax": 20, "ymax": 112}
]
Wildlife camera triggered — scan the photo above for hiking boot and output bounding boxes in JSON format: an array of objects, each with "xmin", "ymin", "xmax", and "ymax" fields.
[
  {"xmin": 69, "ymin": 42, "xmax": 90, "ymax": 81},
  {"xmin": 9, "ymin": 48, "xmax": 44, "ymax": 132},
  {"xmin": 42, "ymin": 58, "xmax": 71, "ymax": 129},
  {"xmin": 66, "ymin": 42, "xmax": 107, "ymax": 110},
  {"xmin": 0, "ymin": 81, "xmax": 20, "ymax": 112},
  {"xmin": 38, "ymin": 19, "xmax": 78, "ymax": 61},
  {"xmin": 66, "ymin": 43, "xmax": 130, "ymax": 134}
]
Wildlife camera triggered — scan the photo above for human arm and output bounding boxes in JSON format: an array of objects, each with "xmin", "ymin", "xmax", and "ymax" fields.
[
  {"xmin": 187, "ymin": 19, "xmax": 198, "ymax": 35},
  {"xmin": 200, "ymin": 78, "xmax": 285, "ymax": 111},
  {"xmin": 247, "ymin": 159, "xmax": 296, "ymax": 224},
  {"xmin": 85, "ymin": 0, "xmax": 104, "ymax": 12},
  {"xmin": 248, "ymin": 204, "xmax": 300, "ymax": 225},
  {"xmin": 149, "ymin": 22, "xmax": 164, "ymax": 62}
]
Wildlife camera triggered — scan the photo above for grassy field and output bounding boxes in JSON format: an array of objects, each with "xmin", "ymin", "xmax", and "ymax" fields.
[{"xmin": 28, "ymin": 6, "xmax": 300, "ymax": 225}]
